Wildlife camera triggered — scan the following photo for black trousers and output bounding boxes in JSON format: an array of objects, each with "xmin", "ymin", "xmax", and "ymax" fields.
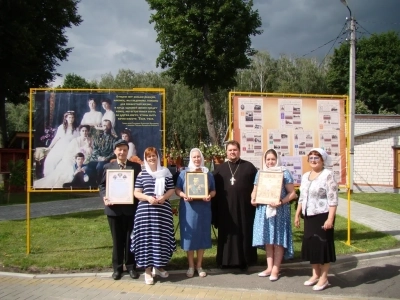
[{"xmin": 107, "ymin": 215, "xmax": 135, "ymax": 272}]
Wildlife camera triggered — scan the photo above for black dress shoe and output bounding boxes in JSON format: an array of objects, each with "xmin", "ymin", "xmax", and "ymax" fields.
[
  {"xmin": 112, "ymin": 271, "xmax": 122, "ymax": 280},
  {"xmin": 129, "ymin": 269, "xmax": 139, "ymax": 279}
]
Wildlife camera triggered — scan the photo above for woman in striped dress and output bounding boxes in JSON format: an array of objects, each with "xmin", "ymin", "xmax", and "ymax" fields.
[{"xmin": 131, "ymin": 147, "xmax": 176, "ymax": 285}]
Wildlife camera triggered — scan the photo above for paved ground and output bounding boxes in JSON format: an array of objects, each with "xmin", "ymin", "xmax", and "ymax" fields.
[{"xmin": 1, "ymin": 195, "xmax": 400, "ymax": 299}]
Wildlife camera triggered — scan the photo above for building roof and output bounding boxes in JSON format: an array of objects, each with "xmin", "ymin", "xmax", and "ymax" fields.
[{"xmin": 355, "ymin": 124, "xmax": 400, "ymax": 137}]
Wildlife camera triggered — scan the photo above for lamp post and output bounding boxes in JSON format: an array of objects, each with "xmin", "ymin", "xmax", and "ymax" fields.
[{"xmin": 341, "ymin": 0, "xmax": 356, "ymax": 192}]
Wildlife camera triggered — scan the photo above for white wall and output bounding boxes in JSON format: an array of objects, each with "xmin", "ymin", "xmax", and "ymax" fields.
[
  {"xmin": 354, "ymin": 117, "xmax": 400, "ymax": 186},
  {"xmin": 355, "ymin": 115, "xmax": 400, "ymax": 135}
]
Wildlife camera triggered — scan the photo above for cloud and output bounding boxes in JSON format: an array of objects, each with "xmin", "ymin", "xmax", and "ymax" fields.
[{"xmin": 53, "ymin": 0, "xmax": 400, "ymax": 86}]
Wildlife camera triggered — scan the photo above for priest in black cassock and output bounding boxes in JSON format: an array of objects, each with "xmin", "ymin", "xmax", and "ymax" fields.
[{"xmin": 212, "ymin": 140, "xmax": 258, "ymax": 271}]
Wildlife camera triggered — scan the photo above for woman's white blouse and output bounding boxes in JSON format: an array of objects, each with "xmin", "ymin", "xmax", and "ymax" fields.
[{"xmin": 298, "ymin": 169, "xmax": 338, "ymax": 216}]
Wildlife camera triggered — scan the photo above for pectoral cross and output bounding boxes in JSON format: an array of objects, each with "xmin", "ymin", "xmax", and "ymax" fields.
[{"xmin": 230, "ymin": 177, "xmax": 236, "ymax": 185}]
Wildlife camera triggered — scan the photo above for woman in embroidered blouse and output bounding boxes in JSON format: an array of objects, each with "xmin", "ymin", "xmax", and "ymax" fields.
[{"xmin": 295, "ymin": 148, "xmax": 338, "ymax": 291}]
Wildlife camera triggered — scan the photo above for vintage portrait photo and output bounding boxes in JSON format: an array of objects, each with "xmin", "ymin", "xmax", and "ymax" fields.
[{"xmin": 186, "ymin": 172, "xmax": 208, "ymax": 199}]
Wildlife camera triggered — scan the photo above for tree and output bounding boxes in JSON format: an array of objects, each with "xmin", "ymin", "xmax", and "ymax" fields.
[
  {"xmin": 5, "ymin": 103, "xmax": 29, "ymax": 134},
  {"xmin": 235, "ymin": 52, "xmax": 329, "ymax": 95},
  {"xmin": 327, "ymin": 31, "xmax": 400, "ymax": 114},
  {"xmin": 61, "ymin": 73, "xmax": 97, "ymax": 89},
  {"xmin": 275, "ymin": 55, "xmax": 329, "ymax": 94},
  {"xmin": 146, "ymin": 0, "xmax": 262, "ymax": 144},
  {"xmin": 0, "ymin": 0, "xmax": 82, "ymax": 145}
]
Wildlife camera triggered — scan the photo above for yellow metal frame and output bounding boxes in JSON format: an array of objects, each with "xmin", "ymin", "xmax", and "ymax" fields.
[
  {"xmin": 27, "ymin": 87, "xmax": 166, "ymax": 253},
  {"xmin": 228, "ymin": 91, "xmax": 352, "ymax": 245}
]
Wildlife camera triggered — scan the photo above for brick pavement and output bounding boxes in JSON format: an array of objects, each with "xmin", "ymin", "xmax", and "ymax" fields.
[{"xmin": 0, "ymin": 271, "xmax": 386, "ymax": 300}]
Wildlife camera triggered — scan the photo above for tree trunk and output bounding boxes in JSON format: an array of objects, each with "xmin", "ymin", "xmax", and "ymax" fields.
[
  {"xmin": 0, "ymin": 90, "xmax": 8, "ymax": 147},
  {"xmin": 202, "ymin": 83, "xmax": 218, "ymax": 144}
]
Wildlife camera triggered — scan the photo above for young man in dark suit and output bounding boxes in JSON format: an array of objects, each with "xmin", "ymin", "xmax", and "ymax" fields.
[{"xmin": 99, "ymin": 139, "xmax": 142, "ymax": 280}]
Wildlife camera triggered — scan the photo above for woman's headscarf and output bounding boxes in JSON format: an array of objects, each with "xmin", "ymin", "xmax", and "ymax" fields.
[
  {"xmin": 262, "ymin": 148, "xmax": 286, "ymax": 171},
  {"xmin": 143, "ymin": 149, "xmax": 172, "ymax": 196},
  {"xmin": 187, "ymin": 148, "xmax": 209, "ymax": 173},
  {"xmin": 308, "ymin": 147, "xmax": 333, "ymax": 167}
]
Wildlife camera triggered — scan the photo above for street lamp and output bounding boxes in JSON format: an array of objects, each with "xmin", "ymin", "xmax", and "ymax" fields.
[{"xmin": 341, "ymin": 0, "xmax": 356, "ymax": 192}]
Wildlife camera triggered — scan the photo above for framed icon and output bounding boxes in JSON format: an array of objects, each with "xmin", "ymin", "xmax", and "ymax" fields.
[{"xmin": 186, "ymin": 172, "xmax": 208, "ymax": 199}]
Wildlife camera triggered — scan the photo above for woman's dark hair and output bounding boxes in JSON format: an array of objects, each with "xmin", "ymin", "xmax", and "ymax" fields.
[
  {"xmin": 62, "ymin": 111, "xmax": 78, "ymax": 134},
  {"xmin": 101, "ymin": 98, "xmax": 112, "ymax": 105},
  {"xmin": 307, "ymin": 150, "xmax": 324, "ymax": 163},
  {"xmin": 121, "ymin": 128, "xmax": 133, "ymax": 142},
  {"xmin": 78, "ymin": 124, "xmax": 90, "ymax": 132},
  {"xmin": 264, "ymin": 149, "xmax": 278, "ymax": 161}
]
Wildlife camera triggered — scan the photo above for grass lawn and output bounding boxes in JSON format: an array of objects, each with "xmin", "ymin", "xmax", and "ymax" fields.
[
  {"xmin": 339, "ymin": 192, "xmax": 400, "ymax": 214},
  {"xmin": 0, "ymin": 201, "xmax": 398, "ymax": 273},
  {"xmin": 0, "ymin": 191, "xmax": 97, "ymax": 206}
]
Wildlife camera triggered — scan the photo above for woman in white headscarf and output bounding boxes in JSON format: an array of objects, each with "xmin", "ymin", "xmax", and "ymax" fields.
[
  {"xmin": 131, "ymin": 147, "xmax": 176, "ymax": 285},
  {"xmin": 175, "ymin": 148, "xmax": 216, "ymax": 278},
  {"xmin": 295, "ymin": 148, "xmax": 338, "ymax": 291},
  {"xmin": 251, "ymin": 148, "xmax": 297, "ymax": 281}
]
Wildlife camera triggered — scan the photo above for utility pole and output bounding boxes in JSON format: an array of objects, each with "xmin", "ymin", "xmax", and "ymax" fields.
[
  {"xmin": 341, "ymin": 0, "xmax": 356, "ymax": 192},
  {"xmin": 341, "ymin": 0, "xmax": 356, "ymax": 246}
]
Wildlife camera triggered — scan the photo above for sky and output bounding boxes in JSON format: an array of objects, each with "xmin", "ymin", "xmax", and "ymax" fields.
[{"xmin": 52, "ymin": 0, "xmax": 400, "ymax": 86}]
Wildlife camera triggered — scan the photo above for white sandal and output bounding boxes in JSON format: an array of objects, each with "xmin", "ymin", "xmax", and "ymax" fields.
[
  {"xmin": 196, "ymin": 267, "xmax": 207, "ymax": 277},
  {"xmin": 144, "ymin": 272, "xmax": 154, "ymax": 285},
  {"xmin": 186, "ymin": 267, "xmax": 195, "ymax": 278}
]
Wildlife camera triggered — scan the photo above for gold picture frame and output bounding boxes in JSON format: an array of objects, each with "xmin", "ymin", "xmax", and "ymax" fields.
[
  {"xmin": 186, "ymin": 172, "xmax": 209, "ymax": 199},
  {"xmin": 255, "ymin": 170, "xmax": 283, "ymax": 205},
  {"xmin": 106, "ymin": 169, "xmax": 134, "ymax": 204}
]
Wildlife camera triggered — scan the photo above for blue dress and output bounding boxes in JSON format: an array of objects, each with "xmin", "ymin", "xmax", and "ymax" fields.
[
  {"xmin": 252, "ymin": 169, "xmax": 294, "ymax": 260},
  {"xmin": 176, "ymin": 170, "xmax": 216, "ymax": 251}
]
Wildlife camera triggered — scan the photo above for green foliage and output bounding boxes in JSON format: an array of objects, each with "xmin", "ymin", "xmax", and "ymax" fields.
[
  {"xmin": 8, "ymin": 160, "xmax": 26, "ymax": 189},
  {"xmin": 0, "ymin": 0, "xmax": 82, "ymax": 143},
  {"xmin": 146, "ymin": 0, "xmax": 262, "ymax": 143},
  {"xmin": 355, "ymin": 99, "xmax": 372, "ymax": 114},
  {"xmin": 236, "ymin": 51, "xmax": 329, "ymax": 94},
  {"xmin": 62, "ymin": 73, "xmax": 98, "ymax": 89},
  {"xmin": 327, "ymin": 31, "xmax": 400, "ymax": 114},
  {"xmin": 339, "ymin": 192, "xmax": 400, "ymax": 214},
  {"xmin": 5, "ymin": 102, "xmax": 29, "ymax": 133},
  {"xmin": 147, "ymin": 0, "xmax": 262, "ymax": 92}
]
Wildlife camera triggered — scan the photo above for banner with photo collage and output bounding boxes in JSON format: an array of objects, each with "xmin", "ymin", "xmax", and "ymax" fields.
[{"xmin": 32, "ymin": 90, "xmax": 162, "ymax": 189}]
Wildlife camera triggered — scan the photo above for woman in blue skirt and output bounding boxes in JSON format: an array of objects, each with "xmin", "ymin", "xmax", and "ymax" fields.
[{"xmin": 175, "ymin": 148, "xmax": 216, "ymax": 278}]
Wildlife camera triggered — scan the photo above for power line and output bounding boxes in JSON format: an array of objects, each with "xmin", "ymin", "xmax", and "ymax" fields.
[
  {"xmin": 317, "ymin": 21, "xmax": 349, "ymax": 68},
  {"xmin": 301, "ymin": 20, "xmax": 348, "ymax": 59},
  {"xmin": 356, "ymin": 19, "xmax": 400, "ymax": 26},
  {"xmin": 356, "ymin": 21, "xmax": 373, "ymax": 36}
]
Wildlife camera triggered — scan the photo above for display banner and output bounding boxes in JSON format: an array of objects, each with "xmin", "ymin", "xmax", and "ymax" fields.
[
  {"xmin": 233, "ymin": 96, "xmax": 346, "ymax": 185},
  {"xmin": 32, "ymin": 90, "xmax": 161, "ymax": 189}
]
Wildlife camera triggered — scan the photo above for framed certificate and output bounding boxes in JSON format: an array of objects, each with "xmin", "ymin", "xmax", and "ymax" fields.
[
  {"xmin": 255, "ymin": 170, "xmax": 283, "ymax": 205},
  {"xmin": 186, "ymin": 172, "xmax": 208, "ymax": 199},
  {"xmin": 106, "ymin": 169, "xmax": 134, "ymax": 204}
]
